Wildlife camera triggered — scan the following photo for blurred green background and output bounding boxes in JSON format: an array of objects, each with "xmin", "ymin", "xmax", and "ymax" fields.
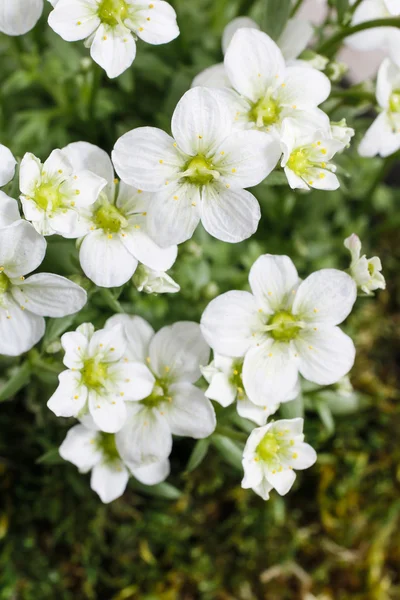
[{"xmin": 0, "ymin": 1, "xmax": 399, "ymax": 598}]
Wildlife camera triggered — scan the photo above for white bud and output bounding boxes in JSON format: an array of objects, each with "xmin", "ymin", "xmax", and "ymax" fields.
[
  {"xmin": 133, "ymin": 265, "xmax": 180, "ymax": 294},
  {"xmin": 331, "ymin": 119, "xmax": 355, "ymax": 150},
  {"xmin": 344, "ymin": 234, "xmax": 386, "ymax": 295}
]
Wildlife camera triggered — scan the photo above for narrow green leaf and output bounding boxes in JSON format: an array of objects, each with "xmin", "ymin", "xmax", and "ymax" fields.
[
  {"xmin": 0, "ymin": 362, "xmax": 32, "ymax": 403},
  {"xmin": 315, "ymin": 399, "xmax": 335, "ymax": 434},
  {"xmin": 261, "ymin": 0, "xmax": 291, "ymax": 41},
  {"xmin": 36, "ymin": 448, "xmax": 64, "ymax": 465},
  {"xmin": 131, "ymin": 481, "xmax": 182, "ymax": 500},
  {"xmin": 186, "ymin": 439, "xmax": 210, "ymax": 472},
  {"xmin": 44, "ymin": 314, "xmax": 76, "ymax": 345},
  {"xmin": 212, "ymin": 435, "xmax": 243, "ymax": 471}
]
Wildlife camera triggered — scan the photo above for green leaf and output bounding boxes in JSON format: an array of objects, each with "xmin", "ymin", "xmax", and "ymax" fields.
[
  {"xmin": 186, "ymin": 439, "xmax": 210, "ymax": 472},
  {"xmin": 131, "ymin": 481, "xmax": 182, "ymax": 500},
  {"xmin": 261, "ymin": 0, "xmax": 291, "ymax": 41},
  {"xmin": 44, "ymin": 314, "xmax": 76, "ymax": 345},
  {"xmin": 279, "ymin": 394, "xmax": 304, "ymax": 419},
  {"xmin": 0, "ymin": 362, "xmax": 32, "ymax": 403},
  {"xmin": 36, "ymin": 448, "xmax": 64, "ymax": 465},
  {"xmin": 315, "ymin": 399, "xmax": 335, "ymax": 435},
  {"xmin": 212, "ymin": 435, "xmax": 243, "ymax": 471}
]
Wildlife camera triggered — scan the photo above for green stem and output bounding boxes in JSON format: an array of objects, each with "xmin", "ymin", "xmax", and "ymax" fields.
[
  {"xmin": 317, "ymin": 18, "xmax": 400, "ymax": 56},
  {"xmin": 215, "ymin": 426, "xmax": 248, "ymax": 443},
  {"xmin": 291, "ymin": 0, "xmax": 303, "ymax": 17}
]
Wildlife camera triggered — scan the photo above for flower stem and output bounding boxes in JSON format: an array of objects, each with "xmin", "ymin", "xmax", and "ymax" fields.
[{"xmin": 317, "ymin": 18, "xmax": 400, "ymax": 56}]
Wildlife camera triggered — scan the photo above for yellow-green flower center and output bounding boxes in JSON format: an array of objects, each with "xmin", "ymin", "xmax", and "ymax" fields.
[
  {"xmin": 389, "ymin": 90, "xmax": 400, "ymax": 113},
  {"xmin": 287, "ymin": 148, "xmax": 311, "ymax": 176},
  {"xmin": 98, "ymin": 0, "xmax": 128, "ymax": 26},
  {"xmin": 82, "ymin": 358, "xmax": 108, "ymax": 389},
  {"xmin": 0, "ymin": 272, "xmax": 10, "ymax": 296},
  {"xmin": 96, "ymin": 432, "xmax": 120, "ymax": 464},
  {"xmin": 94, "ymin": 204, "xmax": 126, "ymax": 234},
  {"xmin": 184, "ymin": 155, "xmax": 218, "ymax": 186},
  {"xmin": 268, "ymin": 311, "xmax": 301, "ymax": 342},
  {"xmin": 256, "ymin": 431, "xmax": 281, "ymax": 463},
  {"xmin": 33, "ymin": 181, "xmax": 63, "ymax": 212},
  {"xmin": 249, "ymin": 97, "xmax": 280, "ymax": 128},
  {"xmin": 141, "ymin": 378, "xmax": 170, "ymax": 408},
  {"xmin": 229, "ymin": 360, "xmax": 245, "ymax": 399}
]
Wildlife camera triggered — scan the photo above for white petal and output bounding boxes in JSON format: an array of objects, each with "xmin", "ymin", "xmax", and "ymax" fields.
[
  {"xmin": 278, "ymin": 18, "xmax": 313, "ymax": 61},
  {"xmin": 42, "ymin": 149, "xmax": 73, "ymax": 181},
  {"xmin": 171, "ymin": 87, "xmax": 232, "ymax": 157},
  {"xmin": 107, "ymin": 361, "xmax": 155, "ymax": 400},
  {"xmin": 200, "ymin": 184, "xmax": 261, "ymax": 243},
  {"xmin": 164, "ymin": 382, "xmax": 216, "ymax": 438},
  {"xmin": 237, "ymin": 397, "xmax": 275, "ymax": 426},
  {"xmin": 205, "ymin": 372, "xmax": 236, "ymax": 407},
  {"xmin": 112, "ymin": 127, "xmax": 182, "ymax": 191},
  {"xmin": 133, "ymin": 0, "xmax": 179, "ymax": 45},
  {"xmin": 292, "ymin": 442, "xmax": 317, "ymax": 469},
  {"xmin": 242, "ymin": 340, "xmax": 299, "ymax": 405},
  {"xmin": 88, "ymin": 324, "xmax": 126, "ymax": 363},
  {"xmin": 62, "ymin": 141, "xmax": 115, "ymax": 201},
  {"xmin": 105, "ymin": 314, "xmax": 154, "ymax": 362},
  {"xmin": 0, "ymin": 297, "xmax": 45, "ymax": 356},
  {"xmin": 146, "ymin": 182, "xmax": 201, "ymax": 247},
  {"xmin": 121, "ymin": 228, "xmax": 177, "ymax": 271},
  {"xmin": 252, "ymin": 479, "xmax": 274, "ymax": 500},
  {"xmin": 266, "ymin": 468, "xmax": 296, "ymax": 495},
  {"xmin": 213, "ymin": 130, "xmax": 281, "ymax": 188},
  {"xmin": 89, "ymin": 392, "xmax": 127, "ymax": 433},
  {"xmin": 11, "ymin": 273, "xmax": 87, "ymax": 317},
  {"xmin": 224, "ymin": 29, "xmax": 285, "ymax": 103},
  {"xmin": 294, "ymin": 325, "xmax": 356, "ymax": 385},
  {"xmin": 19, "ymin": 152, "xmax": 42, "ymax": 196},
  {"xmin": 222, "ymin": 17, "xmax": 260, "ymax": 54},
  {"xmin": 90, "ymin": 23, "xmax": 136, "ymax": 79},
  {"xmin": 192, "ymin": 63, "xmax": 231, "ymax": 89},
  {"xmin": 284, "ymin": 166, "xmax": 309, "ymax": 190},
  {"xmin": 59, "ymin": 169, "xmax": 107, "ymax": 207},
  {"xmin": 149, "ymin": 321, "xmax": 210, "ymax": 383},
  {"xmin": 59, "ymin": 424, "xmax": 101, "ymax": 472},
  {"xmin": 306, "ymin": 168, "xmax": 340, "ymax": 191},
  {"xmin": 0, "ymin": 0, "xmax": 43, "ymax": 35},
  {"xmin": 48, "ymin": 0, "xmax": 99, "ymax": 41},
  {"xmin": 115, "ymin": 403, "xmax": 172, "ymax": 467},
  {"xmin": 0, "ymin": 192, "xmax": 20, "ymax": 227},
  {"xmin": 47, "ymin": 369, "xmax": 88, "ymax": 417},
  {"xmin": 79, "ymin": 230, "xmax": 138, "ymax": 287},
  {"xmin": 90, "ymin": 461, "xmax": 129, "ymax": 503},
  {"xmin": 376, "ymin": 58, "xmax": 397, "ymax": 109},
  {"xmin": 241, "ymin": 457, "xmax": 263, "ymax": 488},
  {"xmin": 277, "ymin": 66, "xmax": 331, "ymax": 108},
  {"xmin": 0, "ymin": 220, "xmax": 46, "ymax": 278},
  {"xmin": 130, "ymin": 458, "xmax": 170, "ymax": 485},
  {"xmin": 359, "ymin": 112, "xmax": 400, "ymax": 158},
  {"xmin": 61, "ymin": 329, "xmax": 90, "ymax": 369},
  {"xmin": 292, "ymin": 269, "xmax": 357, "ymax": 325},
  {"xmin": 201, "ymin": 290, "xmax": 261, "ymax": 356},
  {"xmin": 347, "ymin": 0, "xmax": 388, "ymax": 51},
  {"xmin": 249, "ymin": 254, "xmax": 299, "ymax": 314},
  {"xmin": 0, "ymin": 145, "xmax": 16, "ymax": 185}
]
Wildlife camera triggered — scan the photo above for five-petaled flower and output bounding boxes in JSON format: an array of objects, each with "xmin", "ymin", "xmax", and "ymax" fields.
[{"xmin": 344, "ymin": 233, "xmax": 386, "ymax": 295}]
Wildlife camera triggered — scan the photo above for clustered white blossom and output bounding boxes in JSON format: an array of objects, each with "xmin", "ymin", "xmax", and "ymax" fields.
[{"xmin": 0, "ymin": 4, "xmax": 390, "ymax": 503}]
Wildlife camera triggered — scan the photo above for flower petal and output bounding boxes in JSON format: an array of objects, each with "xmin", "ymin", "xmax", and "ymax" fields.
[
  {"xmin": 278, "ymin": 18, "xmax": 313, "ymax": 61},
  {"xmin": 358, "ymin": 112, "xmax": 400, "ymax": 158},
  {"xmin": 294, "ymin": 325, "xmax": 356, "ymax": 385},
  {"xmin": 105, "ymin": 314, "xmax": 154, "ymax": 362},
  {"xmin": 201, "ymin": 290, "xmax": 261, "ymax": 357},
  {"xmin": 89, "ymin": 392, "xmax": 127, "ymax": 433},
  {"xmin": 205, "ymin": 372, "xmax": 237, "ymax": 407},
  {"xmin": 292, "ymin": 442, "xmax": 317, "ymax": 470},
  {"xmin": 249, "ymin": 254, "xmax": 300, "ymax": 314},
  {"xmin": 292, "ymin": 269, "xmax": 357, "ymax": 325},
  {"xmin": 0, "ymin": 192, "xmax": 20, "ymax": 228},
  {"xmin": 0, "ymin": 220, "xmax": 46, "ymax": 278},
  {"xmin": 0, "ymin": 145, "xmax": 16, "ymax": 185},
  {"xmin": 0, "ymin": 296, "xmax": 45, "ymax": 356},
  {"xmin": 266, "ymin": 468, "xmax": 297, "ymax": 495},
  {"xmin": 121, "ymin": 227, "xmax": 177, "ymax": 271},
  {"xmin": 192, "ymin": 63, "xmax": 231, "ymax": 89},
  {"xmin": 90, "ymin": 461, "xmax": 129, "ymax": 503},
  {"xmin": 222, "ymin": 16, "xmax": 260, "ymax": 54},
  {"xmin": 164, "ymin": 382, "xmax": 216, "ymax": 438},
  {"xmin": 133, "ymin": 0, "xmax": 179, "ymax": 45},
  {"xmin": 277, "ymin": 66, "xmax": 331, "ymax": 108},
  {"xmin": 88, "ymin": 324, "xmax": 126, "ymax": 363},
  {"xmin": 90, "ymin": 23, "xmax": 136, "ymax": 79},
  {"xmin": 129, "ymin": 458, "xmax": 170, "ymax": 485},
  {"xmin": 200, "ymin": 184, "xmax": 261, "ymax": 243},
  {"xmin": 47, "ymin": 369, "xmax": 88, "ymax": 417},
  {"xmin": 48, "ymin": 0, "xmax": 99, "ymax": 41},
  {"xmin": 0, "ymin": 0, "xmax": 43, "ymax": 35},
  {"xmin": 62, "ymin": 141, "xmax": 115, "ymax": 201},
  {"xmin": 107, "ymin": 361, "xmax": 155, "ymax": 400},
  {"xmin": 59, "ymin": 424, "xmax": 101, "ymax": 472},
  {"xmin": 61, "ymin": 329, "xmax": 90, "ymax": 369}
]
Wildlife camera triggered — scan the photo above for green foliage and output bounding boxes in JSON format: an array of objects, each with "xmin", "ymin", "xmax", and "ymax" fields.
[{"xmin": 1, "ymin": 0, "xmax": 400, "ymax": 598}]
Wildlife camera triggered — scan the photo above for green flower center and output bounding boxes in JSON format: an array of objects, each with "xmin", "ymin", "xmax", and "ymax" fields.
[
  {"xmin": 389, "ymin": 90, "xmax": 400, "ymax": 113},
  {"xmin": 249, "ymin": 96, "xmax": 280, "ymax": 128},
  {"xmin": 82, "ymin": 358, "xmax": 108, "ymax": 389},
  {"xmin": 287, "ymin": 148, "xmax": 311, "ymax": 176},
  {"xmin": 268, "ymin": 311, "xmax": 301, "ymax": 342},
  {"xmin": 96, "ymin": 432, "xmax": 120, "ymax": 464},
  {"xmin": 94, "ymin": 203, "xmax": 126, "ymax": 234},
  {"xmin": 98, "ymin": 0, "xmax": 128, "ymax": 26},
  {"xmin": 33, "ymin": 181, "xmax": 63, "ymax": 212},
  {"xmin": 256, "ymin": 431, "xmax": 281, "ymax": 463},
  {"xmin": 229, "ymin": 361, "xmax": 245, "ymax": 399},
  {"xmin": 184, "ymin": 155, "xmax": 219, "ymax": 186},
  {"xmin": 141, "ymin": 379, "xmax": 170, "ymax": 408},
  {"xmin": 0, "ymin": 272, "xmax": 10, "ymax": 296}
]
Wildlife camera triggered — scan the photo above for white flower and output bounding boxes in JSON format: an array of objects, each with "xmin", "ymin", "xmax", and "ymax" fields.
[
  {"xmin": 62, "ymin": 142, "xmax": 177, "ymax": 288},
  {"xmin": 359, "ymin": 58, "xmax": 400, "ymax": 157},
  {"xmin": 331, "ymin": 119, "xmax": 355, "ymax": 149},
  {"xmin": 102, "ymin": 315, "xmax": 216, "ymax": 467},
  {"xmin": 59, "ymin": 422, "xmax": 169, "ymax": 503},
  {"xmin": 0, "ymin": 0, "xmax": 43, "ymax": 36},
  {"xmin": 19, "ymin": 149, "xmax": 107, "ymax": 237},
  {"xmin": 112, "ymin": 87, "xmax": 280, "ymax": 246},
  {"xmin": 201, "ymin": 354, "xmax": 299, "ymax": 426},
  {"xmin": 201, "ymin": 254, "xmax": 357, "ymax": 406},
  {"xmin": 133, "ymin": 264, "xmax": 180, "ymax": 294},
  {"xmin": 280, "ymin": 118, "xmax": 345, "ymax": 191},
  {"xmin": 0, "ymin": 144, "xmax": 17, "ymax": 186},
  {"xmin": 0, "ymin": 220, "xmax": 87, "ymax": 356},
  {"xmin": 47, "ymin": 322, "xmax": 155, "ymax": 433},
  {"xmin": 194, "ymin": 16, "xmax": 314, "ymax": 89},
  {"xmin": 48, "ymin": 0, "xmax": 179, "ymax": 79},
  {"xmin": 194, "ymin": 28, "xmax": 331, "ymax": 142},
  {"xmin": 242, "ymin": 418, "xmax": 317, "ymax": 500},
  {"xmin": 0, "ymin": 195, "xmax": 21, "ymax": 228},
  {"xmin": 344, "ymin": 233, "xmax": 386, "ymax": 295},
  {"xmin": 347, "ymin": 0, "xmax": 400, "ymax": 67}
]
